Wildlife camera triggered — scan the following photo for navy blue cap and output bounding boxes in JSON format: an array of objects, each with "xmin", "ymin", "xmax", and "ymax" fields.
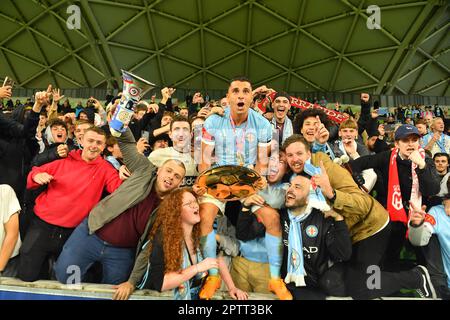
[{"xmin": 394, "ymin": 124, "xmax": 419, "ymax": 140}]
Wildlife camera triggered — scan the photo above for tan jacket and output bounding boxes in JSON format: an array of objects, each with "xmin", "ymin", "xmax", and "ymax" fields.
[{"xmin": 311, "ymin": 152, "xmax": 389, "ymax": 243}]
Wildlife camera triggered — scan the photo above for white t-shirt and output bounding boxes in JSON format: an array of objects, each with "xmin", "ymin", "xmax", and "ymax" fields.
[
  {"xmin": 148, "ymin": 147, "xmax": 198, "ymax": 186},
  {"xmin": 0, "ymin": 185, "xmax": 21, "ymax": 258}
]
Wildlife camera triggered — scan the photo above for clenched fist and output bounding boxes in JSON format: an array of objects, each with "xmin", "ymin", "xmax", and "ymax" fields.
[
  {"xmin": 408, "ymin": 150, "xmax": 425, "ymax": 169},
  {"xmin": 56, "ymin": 144, "xmax": 69, "ymax": 158},
  {"xmin": 361, "ymin": 93, "xmax": 370, "ymax": 103},
  {"xmin": 33, "ymin": 172, "xmax": 54, "ymax": 185}
]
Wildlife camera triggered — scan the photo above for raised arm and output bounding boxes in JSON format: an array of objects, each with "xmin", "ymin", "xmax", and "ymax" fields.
[
  {"xmin": 92, "ymin": 98, "xmax": 107, "ymax": 126},
  {"xmin": 116, "ymin": 127, "xmax": 155, "ymax": 173},
  {"xmin": 0, "ymin": 90, "xmax": 45, "ymax": 139},
  {"xmin": 357, "ymin": 93, "xmax": 371, "ymax": 136},
  {"xmin": 152, "ymin": 124, "xmax": 170, "ymax": 138},
  {"xmin": 31, "ymin": 146, "xmax": 61, "ymax": 167}
]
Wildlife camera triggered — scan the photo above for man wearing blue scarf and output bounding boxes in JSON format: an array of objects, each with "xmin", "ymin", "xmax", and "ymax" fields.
[
  {"xmin": 282, "ymin": 134, "xmax": 438, "ymax": 299},
  {"xmin": 280, "ymin": 171, "xmax": 352, "ymax": 299}
]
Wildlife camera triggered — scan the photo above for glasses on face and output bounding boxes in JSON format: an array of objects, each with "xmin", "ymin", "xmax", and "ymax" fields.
[{"xmin": 182, "ymin": 200, "xmax": 199, "ymax": 209}]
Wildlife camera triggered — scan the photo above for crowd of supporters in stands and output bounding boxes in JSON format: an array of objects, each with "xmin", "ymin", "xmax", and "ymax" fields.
[{"xmin": 0, "ymin": 79, "xmax": 449, "ymax": 300}]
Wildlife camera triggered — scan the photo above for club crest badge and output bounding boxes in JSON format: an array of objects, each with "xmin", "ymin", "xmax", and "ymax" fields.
[
  {"xmin": 306, "ymin": 225, "xmax": 318, "ymax": 238},
  {"xmin": 291, "ymin": 249, "xmax": 300, "ymax": 270},
  {"xmin": 246, "ymin": 133, "xmax": 255, "ymax": 143}
]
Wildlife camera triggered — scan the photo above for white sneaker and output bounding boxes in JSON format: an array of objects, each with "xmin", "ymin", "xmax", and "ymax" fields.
[{"xmin": 415, "ymin": 265, "xmax": 437, "ymax": 299}]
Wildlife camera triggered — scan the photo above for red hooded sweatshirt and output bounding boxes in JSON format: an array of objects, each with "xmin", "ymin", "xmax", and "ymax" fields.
[{"xmin": 27, "ymin": 149, "xmax": 123, "ymax": 228}]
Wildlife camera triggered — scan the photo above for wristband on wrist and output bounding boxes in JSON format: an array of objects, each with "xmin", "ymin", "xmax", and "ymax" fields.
[{"xmin": 329, "ymin": 190, "xmax": 337, "ymax": 203}]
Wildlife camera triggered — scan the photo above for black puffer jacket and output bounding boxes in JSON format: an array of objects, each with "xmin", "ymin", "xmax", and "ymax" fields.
[{"xmin": 0, "ymin": 110, "xmax": 40, "ymax": 202}]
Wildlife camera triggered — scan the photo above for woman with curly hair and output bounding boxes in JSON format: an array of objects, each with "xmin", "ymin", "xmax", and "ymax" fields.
[
  {"xmin": 118, "ymin": 187, "xmax": 248, "ymax": 300},
  {"xmin": 134, "ymin": 187, "xmax": 212, "ymax": 300}
]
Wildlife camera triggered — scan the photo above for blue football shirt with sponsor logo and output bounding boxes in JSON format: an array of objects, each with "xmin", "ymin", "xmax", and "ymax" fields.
[{"xmin": 202, "ymin": 108, "xmax": 272, "ymax": 167}]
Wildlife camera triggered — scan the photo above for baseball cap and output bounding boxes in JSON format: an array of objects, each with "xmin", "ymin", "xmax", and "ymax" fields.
[{"xmin": 394, "ymin": 124, "xmax": 419, "ymax": 140}]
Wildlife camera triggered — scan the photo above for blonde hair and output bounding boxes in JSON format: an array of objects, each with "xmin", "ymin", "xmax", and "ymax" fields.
[{"xmin": 339, "ymin": 119, "xmax": 358, "ymax": 131}]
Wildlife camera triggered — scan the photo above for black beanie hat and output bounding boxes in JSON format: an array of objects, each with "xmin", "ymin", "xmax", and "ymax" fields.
[{"xmin": 273, "ymin": 92, "xmax": 291, "ymax": 102}]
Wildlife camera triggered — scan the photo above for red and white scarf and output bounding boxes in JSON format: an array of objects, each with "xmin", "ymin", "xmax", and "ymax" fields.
[
  {"xmin": 255, "ymin": 92, "xmax": 349, "ymax": 124},
  {"xmin": 387, "ymin": 148, "xmax": 425, "ymax": 225}
]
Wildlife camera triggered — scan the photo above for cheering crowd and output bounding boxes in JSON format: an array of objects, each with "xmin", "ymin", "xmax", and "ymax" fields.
[{"xmin": 0, "ymin": 78, "xmax": 449, "ymax": 300}]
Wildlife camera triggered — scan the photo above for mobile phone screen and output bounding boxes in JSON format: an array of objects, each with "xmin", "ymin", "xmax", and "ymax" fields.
[{"xmin": 141, "ymin": 131, "xmax": 150, "ymax": 141}]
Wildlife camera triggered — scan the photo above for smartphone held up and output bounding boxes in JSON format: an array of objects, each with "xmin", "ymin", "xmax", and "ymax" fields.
[{"xmin": 3, "ymin": 76, "xmax": 15, "ymax": 88}]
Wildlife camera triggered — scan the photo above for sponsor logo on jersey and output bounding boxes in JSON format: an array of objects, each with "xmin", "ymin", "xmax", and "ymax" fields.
[{"xmin": 182, "ymin": 176, "xmax": 197, "ymax": 186}]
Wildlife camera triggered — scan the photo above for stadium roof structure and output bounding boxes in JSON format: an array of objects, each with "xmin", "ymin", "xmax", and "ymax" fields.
[{"xmin": 0, "ymin": 0, "xmax": 448, "ymax": 96}]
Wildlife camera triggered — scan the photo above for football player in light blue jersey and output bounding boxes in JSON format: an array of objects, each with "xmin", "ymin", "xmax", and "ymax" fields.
[
  {"xmin": 194, "ymin": 77, "xmax": 290, "ymax": 299},
  {"xmin": 239, "ymin": 151, "xmax": 294, "ymax": 299},
  {"xmin": 201, "ymin": 101, "xmax": 272, "ymax": 167}
]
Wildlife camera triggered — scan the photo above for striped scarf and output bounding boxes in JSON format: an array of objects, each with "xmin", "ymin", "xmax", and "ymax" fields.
[{"xmin": 387, "ymin": 148, "xmax": 424, "ymax": 225}]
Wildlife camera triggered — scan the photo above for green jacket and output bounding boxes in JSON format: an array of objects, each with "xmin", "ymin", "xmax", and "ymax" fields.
[{"xmin": 87, "ymin": 128, "xmax": 158, "ymax": 285}]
